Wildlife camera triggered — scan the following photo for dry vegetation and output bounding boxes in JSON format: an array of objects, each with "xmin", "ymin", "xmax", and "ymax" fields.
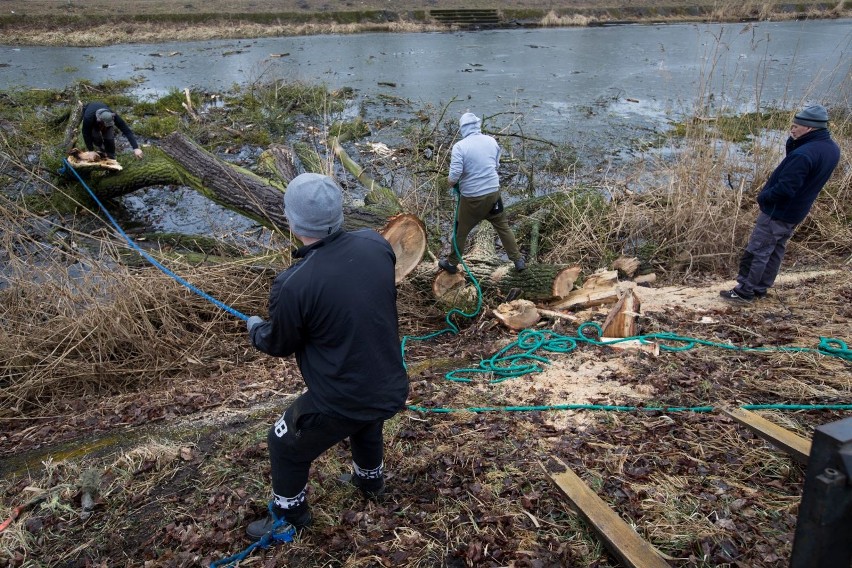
[{"xmin": 1, "ymin": 32, "xmax": 851, "ymax": 568}]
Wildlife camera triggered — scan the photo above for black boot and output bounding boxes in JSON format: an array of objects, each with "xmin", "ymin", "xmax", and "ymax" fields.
[
  {"xmin": 340, "ymin": 473, "xmax": 386, "ymax": 500},
  {"xmin": 246, "ymin": 502, "xmax": 312, "ymax": 540}
]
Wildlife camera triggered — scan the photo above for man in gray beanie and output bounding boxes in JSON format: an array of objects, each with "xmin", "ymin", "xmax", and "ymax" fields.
[
  {"xmin": 80, "ymin": 101, "xmax": 143, "ymax": 159},
  {"xmin": 245, "ymin": 173, "xmax": 409, "ymax": 539},
  {"xmin": 438, "ymin": 112, "xmax": 526, "ymax": 274},
  {"xmin": 721, "ymin": 104, "xmax": 840, "ymax": 303}
]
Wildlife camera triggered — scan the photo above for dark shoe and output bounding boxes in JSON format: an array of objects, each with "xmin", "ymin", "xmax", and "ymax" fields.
[
  {"xmin": 438, "ymin": 258, "xmax": 458, "ymax": 274},
  {"xmin": 719, "ymin": 288, "xmax": 753, "ymax": 303},
  {"xmin": 246, "ymin": 504, "xmax": 312, "ymax": 540},
  {"xmin": 339, "ymin": 473, "xmax": 386, "ymax": 500},
  {"xmin": 753, "ymin": 290, "xmax": 767, "ymax": 299},
  {"xmin": 514, "ymin": 257, "xmax": 526, "ymax": 271}
]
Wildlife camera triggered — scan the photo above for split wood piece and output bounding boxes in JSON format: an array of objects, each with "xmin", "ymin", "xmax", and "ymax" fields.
[
  {"xmin": 380, "ymin": 214, "xmax": 427, "ymax": 285},
  {"xmin": 599, "ymin": 338, "xmax": 660, "ymax": 356},
  {"xmin": 613, "ymin": 256, "xmax": 640, "ymax": 278},
  {"xmin": 493, "ymin": 299, "xmax": 540, "ymax": 331},
  {"xmin": 718, "ymin": 406, "xmax": 811, "ymax": 465},
  {"xmin": 549, "ymin": 270, "xmax": 620, "ymax": 310},
  {"xmin": 634, "ymin": 273, "xmax": 656, "ymax": 285},
  {"xmin": 602, "ymin": 289, "xmax": 641, "ymax": 338},
  {"xmin": 549, "ymin": 456, "xmax": 670, "ymax": 568},
  {"xmin": 66, "ymin": 148, "xmax": 123, "ymax": 171},
  {"xmin": 538, "ymin": 308, "xmax": 578, "ymax": 322}
]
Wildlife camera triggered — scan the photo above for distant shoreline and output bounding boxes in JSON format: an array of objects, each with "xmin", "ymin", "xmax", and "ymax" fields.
[{"xmin": 1, "ymin": 3, "xmax": 849, "ymax": 47}]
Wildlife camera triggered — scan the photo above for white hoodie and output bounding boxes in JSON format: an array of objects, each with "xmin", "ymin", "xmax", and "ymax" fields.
[{"xmin": 448, "ymin": 113, "xmax": 501, "ymax": 198}]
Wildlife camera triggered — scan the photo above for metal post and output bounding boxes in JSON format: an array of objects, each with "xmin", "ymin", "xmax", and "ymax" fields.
[{"xmin": 790, "ymin": 416, "xmax": 852, "ymax": 567}]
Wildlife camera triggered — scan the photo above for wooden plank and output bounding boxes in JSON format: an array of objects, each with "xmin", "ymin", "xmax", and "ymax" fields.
[
  {"xmin": 719, "ymin": 406, "xmax": 811, "ymax": 465},
  {"xmin": 549, "ymin": 458, "xmax": 670, "ymax": 568}
]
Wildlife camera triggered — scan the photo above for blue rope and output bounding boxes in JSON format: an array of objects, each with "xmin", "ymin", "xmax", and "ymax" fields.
[
  {"xmin": 61, "ymin": 159, "xmax": 249, "ymax": 321},
  {"xmin": 209, "ymin": 501, "xmax": 295, "ymax": 568}
]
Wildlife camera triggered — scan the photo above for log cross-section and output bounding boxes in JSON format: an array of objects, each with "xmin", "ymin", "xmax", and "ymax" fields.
[
  {"xmin": 719, "ymin": 406, "xmax": 812, "ymax": 465},
  {"xmin": 549, "ymin": 457, "xmax": 670, "ymax": 568}
]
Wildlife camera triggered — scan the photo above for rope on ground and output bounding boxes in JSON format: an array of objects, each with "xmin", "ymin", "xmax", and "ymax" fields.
[
  {"xmin": 61, "ymin": 159, "xmax": 249, "ymax": 321},
  {"xmin": 444, "ymin": 321, "xmax": 851, "ymax": 384},
  {"xmin": 208, "ymin": 502, "xmax": 295, "ymax": 568},
  {"xmin": 400, "ymin": 185, "xmax": 483, "ymax": 367},
  {"xmin": 408, "ymin": 403, "xmax": 852, "ymax": 414}
]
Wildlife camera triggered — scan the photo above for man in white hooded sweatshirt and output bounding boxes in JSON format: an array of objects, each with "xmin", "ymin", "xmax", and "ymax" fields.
[{"xmin": 439, "ymin": 112, "xmax": 525, "ymax": 274}]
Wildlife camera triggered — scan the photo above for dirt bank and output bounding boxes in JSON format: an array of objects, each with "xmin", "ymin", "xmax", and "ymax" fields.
[{"xmin": 0, "ymin": 0, "xmax": 848, "ymax": 46}]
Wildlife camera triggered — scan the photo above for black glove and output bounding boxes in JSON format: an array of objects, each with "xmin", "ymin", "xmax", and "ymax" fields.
[{"xmin": 247, "ymin": 315, "xmax": 265, "ymax": 334}]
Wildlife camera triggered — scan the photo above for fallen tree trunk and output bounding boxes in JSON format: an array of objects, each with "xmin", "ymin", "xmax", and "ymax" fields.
[
  {"xmin": 429, "ymin": 223, "xmax": 582, "ymax": 311},
  {"xmin": 61, "ymin": 131, "xmax": 427, "ymax": 282}
]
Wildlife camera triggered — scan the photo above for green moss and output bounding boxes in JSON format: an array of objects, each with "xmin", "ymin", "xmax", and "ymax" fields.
[{"xmin": 134, "ymin": 115, "xmax": 182, "ymax": 138}]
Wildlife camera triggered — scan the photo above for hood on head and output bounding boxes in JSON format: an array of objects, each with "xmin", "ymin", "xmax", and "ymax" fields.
[{"xmin": 459, "ymin": 112, "xmax": 481, "ymax": 138}]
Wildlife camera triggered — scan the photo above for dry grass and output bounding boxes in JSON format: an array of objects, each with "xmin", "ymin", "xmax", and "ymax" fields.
[
  {"xmin": 0, "ymin": 189, "xmax": 276, "ymax": 417},
  {"xmin": 0, "ymin": 0, "xmax": 847, "ymax": 46}
]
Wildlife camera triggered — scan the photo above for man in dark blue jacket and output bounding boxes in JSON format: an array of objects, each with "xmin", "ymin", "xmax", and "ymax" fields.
[
  {"xmin": 81, "ymin": 101, "xmax": 143, "ymax": 159},
  {"xmin": 245, "ymin": 173, "xmax": 409, "ymax": 537},
  {"xmin": 721, "ymin": 104, "xmax": 840, "ymax": 303}
]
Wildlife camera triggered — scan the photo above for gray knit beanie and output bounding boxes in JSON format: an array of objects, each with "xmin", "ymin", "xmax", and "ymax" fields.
[
  {"xmin": 96, "ymin": 108, "xmax": 115, "ymax": 128},
  {"xmin": 283, "ymin": 173, "xmax": 344, "ymax": 239},
  {"xmin": 793, "ymin": 104, "xmax": 829, "ymax": 129}
]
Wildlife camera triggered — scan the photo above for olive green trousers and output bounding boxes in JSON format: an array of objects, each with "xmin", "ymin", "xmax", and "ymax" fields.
[{"xmin": 448, "ymin": 191, "xmax": 521, "ymax": 266}]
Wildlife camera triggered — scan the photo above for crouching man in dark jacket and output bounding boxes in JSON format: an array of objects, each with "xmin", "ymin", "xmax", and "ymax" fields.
[{"xmin": 246, "ymin": 173, "xmax": 409, "ymax": 537}]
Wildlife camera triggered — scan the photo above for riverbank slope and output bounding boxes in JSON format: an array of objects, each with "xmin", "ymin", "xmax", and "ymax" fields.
[{"xmin": 1, "ymin": 0, "xmax": 849, "ymax": 46}]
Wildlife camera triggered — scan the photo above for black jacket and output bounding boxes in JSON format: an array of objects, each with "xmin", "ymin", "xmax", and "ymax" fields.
[
  {"xmin": 249, "ymin": 229, "xmax": 409, "ymax": 422},
  {"xmin": 81, "ymin": 102, "xmax": 140, "ymax": 152},
  {"xmin": 757, "ymin": 129, "xmax": 841, "ymax": 224}
]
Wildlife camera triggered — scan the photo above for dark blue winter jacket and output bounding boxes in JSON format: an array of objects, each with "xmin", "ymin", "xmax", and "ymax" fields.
[{"xmin": 757, "ymin": 129, "xmax": 840, "ymax": 224}]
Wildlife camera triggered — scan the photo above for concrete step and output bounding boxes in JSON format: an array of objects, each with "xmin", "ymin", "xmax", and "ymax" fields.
[{"xmin": 430, "ymin": 9, "xmax": 500, "ymax": 26}]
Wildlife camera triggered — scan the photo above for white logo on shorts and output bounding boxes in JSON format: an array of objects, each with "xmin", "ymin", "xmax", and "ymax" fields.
[{"xmin": 274, "ymin": 414, "xmax": 288, "ymax": 437}]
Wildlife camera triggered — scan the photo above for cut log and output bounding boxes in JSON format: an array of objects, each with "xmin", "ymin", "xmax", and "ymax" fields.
[
  {"xmin": 493, "ymin": 299, "xmax": 541, "ymax": 331},
  {"xmin": 601, "ymin": 289, "xmax": 641, "ymax": 338},
  {"xmin": 634, "ymin": 273, "xmax": 656, "ymax": 285},
  {"xmin": 486, "ymin": 264, "xmax": 584, "ymax": 302},
  {"xmin": 433, "ymin": 222, "xmax": 583, "ymax": 303},
  {"xmin": 612, "ymin": 256, "xmax": 640, "ymax": 278},
  {"xmin": 380, "ymin": 214, "xmax": 427, "ymax": 285}
]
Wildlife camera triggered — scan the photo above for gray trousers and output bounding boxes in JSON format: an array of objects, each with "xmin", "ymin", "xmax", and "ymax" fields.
[
  {"xmin": 448, "ymin": 191, "xmax": 521, "ymax": 265},
  {"xmin": 735, "ymin": 211, "xmax": 797, "ymax": 297}
]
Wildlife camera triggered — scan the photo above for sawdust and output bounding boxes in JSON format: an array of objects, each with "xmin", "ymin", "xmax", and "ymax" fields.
[
  {"xmin": 622, "ymin": 269, "xmax": 841, "ymax": 314},
  {"xmin": 486, "ymin": 270, "xmax": 846, "ymax": 431}
]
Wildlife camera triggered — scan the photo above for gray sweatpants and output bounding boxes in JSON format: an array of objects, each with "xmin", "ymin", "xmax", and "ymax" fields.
[{"xmin": 735, "ymin": 211, "xmax": 797, "ymax": 297}]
